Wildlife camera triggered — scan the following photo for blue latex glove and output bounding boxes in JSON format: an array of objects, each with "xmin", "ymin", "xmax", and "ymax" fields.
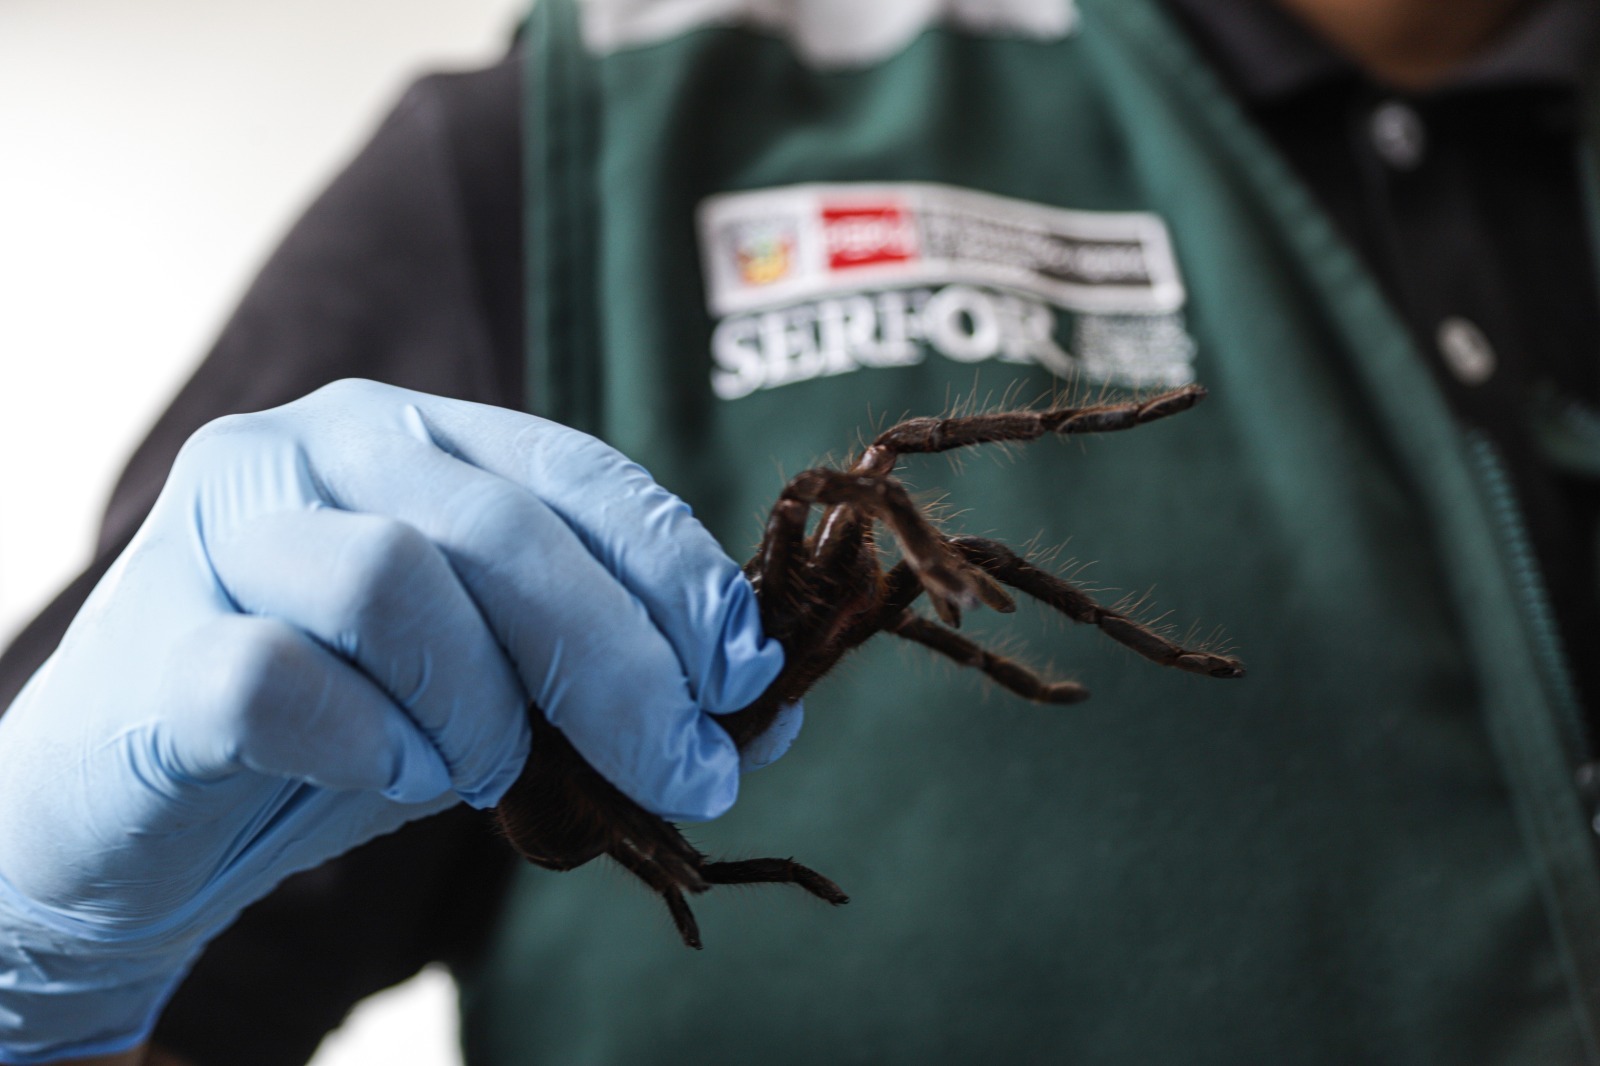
[{"xmin": 0, "ymin": 380, "xmax": 787, "ymax": 1063}]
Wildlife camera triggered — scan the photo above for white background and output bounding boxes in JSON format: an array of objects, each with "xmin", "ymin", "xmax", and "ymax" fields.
[{"xmin": 0, "ymin": 1, "xmax": 528, "ymax": 1061}]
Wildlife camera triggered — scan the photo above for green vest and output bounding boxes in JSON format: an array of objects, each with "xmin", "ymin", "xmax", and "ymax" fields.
[{"xmin": 462, "ymin": 1, "xmax": 1600, "ymax": 1060}]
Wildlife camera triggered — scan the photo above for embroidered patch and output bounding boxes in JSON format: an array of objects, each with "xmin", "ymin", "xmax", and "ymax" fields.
[{"xmin": 697, "ymin": 182, "xmax": 1197, "ymax": 398}]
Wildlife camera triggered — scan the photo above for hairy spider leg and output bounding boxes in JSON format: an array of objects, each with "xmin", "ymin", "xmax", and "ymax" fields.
[
  {"xmin": 725, "ymin": 497, "xmax": 887, "ymax": 748},
  {"xmin": 800, "ymin": 390, "xmax": 1194, "ymax": 582},
  {"xmin": 838, "ymin": 559, "xmax": 926, "ymax": 648},
  {"xmin": 887, "ymin": 611, "xmax": 1091, "ymax": 704},
  {"xmin": 747, "ymin": 497, "xmax": 810, "ymax": 628},
  {"xmin": 606, "ymin": 841, "xmax": 707, "ymax": 950},
  {"xmin": 502, "ymin": 708, "xmax": 845, "ymax": 950},
  {"xmin": 853, "ymin": 384, "xmax": 1209, "ymax": 478},
  {"xmin": 608, "ymin": 848, "xmax": 851, "ymax": 951},
  {"xmin": 951, "ymin": 536, "xmax": 1246, "ymax": 679},
  {"xmin": 761, "ymin": 380, "xmax": 1201, "ymax": 661},
  {"xmin": 498, "ymin": 385, "xmax": 1237, "ymax": 953},
  {"xmin": 774, "ymin": 469, "xmax": 1012, "ymax": 624},
  {"xmin": 600, "ymin": 788, "xmax": 709, "ymax": 890},
  {"xmin": 862, "ymin": 533, "xmax": 1248, "ymax": 700},
  {"xmin": 727, "ymin": 467, "xmax": 1018, "ymax": 745},
  {"xmin": 498, "ymin": 713, "xmax": 707, "ymax": 885},
  {"xmin": 747, "ymin": 493, "xmax": 901, "ymax": 676},
  {"xmin": 851, "ymin": 559, "xmax": 1088, "ymax": 703},
  {"xmin": 701, "ymin": 858, "xmax": 851, "ymax": 904}
]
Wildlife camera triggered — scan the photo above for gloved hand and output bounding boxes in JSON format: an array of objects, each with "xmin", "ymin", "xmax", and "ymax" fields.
[{"xmin": 0, "ymin": 379, "xmax": 787, "ymax": 1064}]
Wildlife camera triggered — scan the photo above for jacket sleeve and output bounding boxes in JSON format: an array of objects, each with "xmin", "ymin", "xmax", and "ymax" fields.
[
  {"xmin": 0, "ymin": 52, "xmax": 525, "ymax": 1066},
  {"xmin": 0, "ymin": 55, "xmax": 522, "ymax": 711}
]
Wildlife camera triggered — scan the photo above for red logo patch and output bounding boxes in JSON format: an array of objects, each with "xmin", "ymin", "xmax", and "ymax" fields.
[{"xmin": 821, "ymin": 203, "xmax": 919, "ymax": 271}]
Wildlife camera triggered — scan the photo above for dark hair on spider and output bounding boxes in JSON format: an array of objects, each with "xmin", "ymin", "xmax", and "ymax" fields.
[{"xmin": 494, "ymin": 383, "xmax": 1244, "ymax": 949}]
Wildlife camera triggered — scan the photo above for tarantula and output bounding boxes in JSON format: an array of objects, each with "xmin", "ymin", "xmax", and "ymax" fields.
[{"xmin": 494, "ymin": 384, "xmax": 1244, "ymax": 948}]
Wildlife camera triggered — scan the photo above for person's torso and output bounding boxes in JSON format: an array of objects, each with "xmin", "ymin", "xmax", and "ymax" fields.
[{"xmin": 462, "ymin": 2, "xmax": 1600, "ymax": 1060}]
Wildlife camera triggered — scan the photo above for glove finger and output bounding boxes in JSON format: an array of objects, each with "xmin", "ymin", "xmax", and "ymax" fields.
[
  {"xmin": 478, "ymin": 429, "xmax": 779, "ymax": 716},
  {"xmin": 298, "ymin": 382, "xmax": 783, "ymax": 715},
  {"xmin": 163, "ymin": 613, "xmax": 453, "ymax": 803},
  {"xmin": 300, "ymin": 427, "xmax": 741, "ymax": 821},
  {"xmin": 206, "ymin": 508, "xmax": 530, "ymax": 808}
]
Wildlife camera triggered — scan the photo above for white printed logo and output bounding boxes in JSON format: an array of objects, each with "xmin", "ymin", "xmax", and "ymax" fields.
[{"xmin": 697, "ymin": 182, "xmax": 1196, "ymax": 398}]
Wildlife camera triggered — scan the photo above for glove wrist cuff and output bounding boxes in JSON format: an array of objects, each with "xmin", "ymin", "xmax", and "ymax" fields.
[{"xmin": 0, "ymin": 870, "xmax": 195, "ymax": 1064}]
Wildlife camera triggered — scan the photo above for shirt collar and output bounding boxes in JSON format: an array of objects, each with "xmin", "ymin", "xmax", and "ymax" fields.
[{"xmin": 1162, "ymin": 0, "xmax": 1600, "ymax": 103}]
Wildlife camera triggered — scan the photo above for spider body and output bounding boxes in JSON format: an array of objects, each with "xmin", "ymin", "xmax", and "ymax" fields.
[{"xmin": 494, "ymin": 384, "xmax": 1244, "ymax": 948}]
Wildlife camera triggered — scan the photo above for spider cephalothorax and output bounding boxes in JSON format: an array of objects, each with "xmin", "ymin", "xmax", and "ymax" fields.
[{"xmin": 494, "ymin": 384, "xmax": 1244, "ymax": 948}]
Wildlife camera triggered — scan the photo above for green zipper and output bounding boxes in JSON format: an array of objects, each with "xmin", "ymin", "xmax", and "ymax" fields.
[{"xmin": 1467, "ymin": 431, "xmax": 1592, "ymax": 773}]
